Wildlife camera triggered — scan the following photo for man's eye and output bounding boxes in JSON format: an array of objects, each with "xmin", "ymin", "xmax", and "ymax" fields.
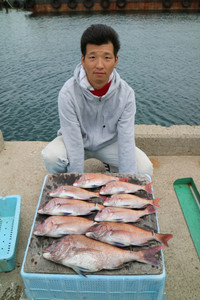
[
  {"xmin": 89, "ymin": 56, "xmax": 95, "ymax": 59},
  {"xmin": 105, "ymin": 56, "xmax": 111, "ymax": 60}
]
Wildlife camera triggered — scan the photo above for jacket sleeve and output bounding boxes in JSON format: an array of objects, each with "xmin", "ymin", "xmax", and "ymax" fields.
[
  {"xmin": 117, "ymin": 89, "xmax": 138, "ymax": 174},
  {"xmin": 58, "ymin": 89, "xmax": 84, "ymax": 173}
]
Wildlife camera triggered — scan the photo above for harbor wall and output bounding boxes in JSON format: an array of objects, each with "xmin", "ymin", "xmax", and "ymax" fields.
[
  {"xmin": 30, "ymin": 1, "xmax": 200, "ymax": 14},
  {"xmin": 0, "ymin": 125, "xmax": 199, "ymax": 155},
  {"xmin": 134, "ymin": 125, "xmax": 200, "ymax": 156}
]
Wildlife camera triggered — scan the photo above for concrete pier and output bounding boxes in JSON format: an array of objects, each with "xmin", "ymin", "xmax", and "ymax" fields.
[{"xmin": 0, "ymin": 125, "xmax": 199, "ymax": 300}]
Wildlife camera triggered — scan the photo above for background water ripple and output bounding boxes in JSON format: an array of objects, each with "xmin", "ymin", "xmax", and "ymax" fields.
[{"xmin": 0, "ymin": 10, "xmax": 200, "ymax": 141}]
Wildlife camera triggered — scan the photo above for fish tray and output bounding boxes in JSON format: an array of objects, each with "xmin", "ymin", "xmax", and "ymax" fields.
[
  {"xmin": 21, "ymin": 173, "xmax": 166, "ymax": 300},
  {"xmin": 0, "ymin": 195, "xmax": 21, "ymax": 272}
]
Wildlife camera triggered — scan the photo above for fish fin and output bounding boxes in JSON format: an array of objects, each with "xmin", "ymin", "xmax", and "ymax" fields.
[
  {"xmin": 91, "ymin": 184, "xmax": 100, "ymax": 188},
  {"xmin": 157, "ymin": 233, "xmax": 173, "ymax": 247},
  {"xmin": 89, "ymin": 223, "xmax": 100, "ymax": 229},
  {"xmin": 145, "ymin": 182, "xmax": 153, "ymax": 194},
  {"xmin": 113, "ymin": 242, "xmax": 126, "ymax": 247},
  {"xmin": 109, "ymin": 263, "xmax": 129, "ymax": 270},
  {"xmin": 115, "ymin": 219, "xmax": 124, "ymax": 223},
  {"xmin": 134, "ymin": 245, "xmax": 163, "ymax": 266},
  {"xmin": 72, "ymin": 266, "xmax": 88, "ymax": 277},
  {"xmin": 119, "ymin": 178, "xmax": 131, "ymax": 182},
  {"xmin": 153, "ymin": 198, "xmax": 161, "ymax": 208}
]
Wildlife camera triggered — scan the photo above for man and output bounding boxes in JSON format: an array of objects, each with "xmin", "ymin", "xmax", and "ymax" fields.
[{"xmin": 41, "ymin": 24, "xmax": 153, "ymax": 176}]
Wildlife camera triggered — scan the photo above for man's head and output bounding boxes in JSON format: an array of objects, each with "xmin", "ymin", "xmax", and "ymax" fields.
[
  {"xmin": 81, "ymin": 24, "xmax": 120, "ymax": 58},
  {"xmin": 81, "ymin": 24, "xmax": 120, "ymax": 90}
]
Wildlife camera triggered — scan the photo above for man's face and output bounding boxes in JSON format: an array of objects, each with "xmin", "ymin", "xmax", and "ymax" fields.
[{"xmin": 81, "ymin": 42, "xmax": 118, "ymax": 90}]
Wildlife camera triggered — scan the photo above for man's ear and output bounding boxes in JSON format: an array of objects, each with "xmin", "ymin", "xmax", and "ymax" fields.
[
  {"xmin": 114, "ymin": 56, "xmax": 118, "ymax": 68},
  {"xmin": 81, "ymin": 56, "xmax": 85, "ymax": 67}
]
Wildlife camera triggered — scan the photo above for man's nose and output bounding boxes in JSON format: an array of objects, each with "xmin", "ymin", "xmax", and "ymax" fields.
[{"xmin": 96, "ymin": 58, "xmax": 103, "ymax": 68}]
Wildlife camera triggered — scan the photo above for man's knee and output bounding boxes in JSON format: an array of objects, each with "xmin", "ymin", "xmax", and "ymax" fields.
[
  {"xmin": 41, "ymin": 138, "xmax": 68, "ymax": 174},
  {"xmin": 136, "ymin": 147, "xmax": 153, "ymax": 177},
  {"xmin": 41, "ymin": 146, "xmax": 57, "ymax": 166}
]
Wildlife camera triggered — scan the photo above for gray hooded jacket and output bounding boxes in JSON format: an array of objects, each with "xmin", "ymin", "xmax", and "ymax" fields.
[{"xmin": 58, "ymin": 63, "xmax": 137, "ymax": 173}]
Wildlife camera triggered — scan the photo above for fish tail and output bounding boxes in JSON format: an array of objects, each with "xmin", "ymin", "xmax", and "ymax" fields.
[
  {"xmin": 156, "ymin": 233, "xmax": 173, "ymax": 247},
  {"xmin": 153, "ymin": 198, "xmax": 161, "ymax": 208},
  {"xmin": 145, "ymin": 182, "xmax": 153, "ymax": 194},
  {"xmin": 119, "ymin": 178, "xmax": 130, "ymax": 182},
  {"xmin": 134, "ymin": 245, "xmax": 163, "ymax": 266},
  {"xmin": 145, "ymin": 205, "xmax": 157, "ymax": 215}
]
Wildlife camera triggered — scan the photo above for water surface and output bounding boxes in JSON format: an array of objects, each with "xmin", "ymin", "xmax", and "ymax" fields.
[{"xmin": 0, "ymin": 9, "xmax": 200, "ymax": 141}]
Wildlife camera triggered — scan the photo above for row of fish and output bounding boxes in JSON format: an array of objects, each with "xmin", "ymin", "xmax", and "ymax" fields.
[
  {"xmin": 37, "ymin": 197, "xmax": 157, "ymax": 222},
  {"xmin": 34, "ymin": 215, "xmax": 172, "ymax": 248},
  {"xmin": 49, "ymin": 175, "xmax": 153, "ymax": 199},
  {"xmin": 34, "ymin": 173, "xmax": 173, "ymax": 275}
]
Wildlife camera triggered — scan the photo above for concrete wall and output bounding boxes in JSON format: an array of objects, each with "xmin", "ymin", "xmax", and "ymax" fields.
[
  {"xmin": 0, "ymin": 125, "xmax": 199, "ymax": 155},
  {"xmin": 135, "ymin": 125, "xmax": 200, "ymax": 155}
]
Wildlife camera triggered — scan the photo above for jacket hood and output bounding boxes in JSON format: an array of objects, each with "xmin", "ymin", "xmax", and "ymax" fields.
[{"xmin": 73, "ymin": 63, "xmax": 121, "ymax": 99}]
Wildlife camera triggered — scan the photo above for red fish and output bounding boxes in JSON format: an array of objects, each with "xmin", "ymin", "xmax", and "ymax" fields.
[
  {"xmin": 43, "ymin": 235, "xmax": 163, "ymax": 275},
  {"xmin": 99, "ymin": 181, "xmax": 153, "ymax": 195},
  {"xmin": 49, "ymin": 185, "xmax": 101, "ymax": 200},
  {"xmin": 94, "ymin": 206, "xmax": 156, "ymax": 223},
  {"xmin": 73, "ymin": 173, "xmax": 130, "ymax": 188},
  {"xmin": 34, "ymin": 216, "xmax": 94, "ymax": 237},
  {"xmin": 103, "ymin": 194, "xmax": 161, "ymax": 209},
  {"xmin": 86, "ymin": 221, "xmax": 173, "ymax": 247},
  {"xmin": 38, "ymin": 198, "xmax": 104, "ymax": 216}
]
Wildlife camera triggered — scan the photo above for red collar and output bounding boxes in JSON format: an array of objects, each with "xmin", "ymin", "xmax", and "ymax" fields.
[{"xmin": 90, "ymin": 81, "xmax": 111, "ymax": 97}]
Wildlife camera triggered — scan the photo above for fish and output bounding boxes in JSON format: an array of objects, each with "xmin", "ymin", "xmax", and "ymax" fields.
[
  {"xmin": 86, "ymin": 222, "xmax": 173, "ymax": 247},
  {"xmin": 38, "ymin": 198, "xmax": 104, "ymax": 216},
  {"xmin": 33, "ymin": 216, "xmax": 95, "ymax": 237},
  {"xmin": 94, "ymin": 206, "xmax": 156, "ymax": 223},
  {"xmin": 99, "ymin": 181, "xmax": 153, "ymax": 195},
  {"xmin": 43, "ymin": 235, "xmax": 163, "ymax": 275},
  {"xmin": 103, "ymin": 194, "xmax": 161, "ymax": 209},
  {"xmin": 49, "ymin": 185, "xmax": 101, "ymax": 200},
  {"xmin": 73, "ymin": 173, "xmax": 130, "ymax": 188}
]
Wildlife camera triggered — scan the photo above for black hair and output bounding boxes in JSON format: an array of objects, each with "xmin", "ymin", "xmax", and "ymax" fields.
[{"xmin": 81, "ymin": 24, "xmax": 120, "ymax": 57}]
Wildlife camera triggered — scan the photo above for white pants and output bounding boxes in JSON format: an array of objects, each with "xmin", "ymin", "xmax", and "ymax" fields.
[{"xmin": 41, "ymin": 136, "xmax": 153, "ymax": 176}]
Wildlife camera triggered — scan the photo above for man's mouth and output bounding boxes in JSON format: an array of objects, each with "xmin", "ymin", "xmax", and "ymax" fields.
[{"xmin": 94, "ymin": 72, "xmax": 105, "ymax": 76}]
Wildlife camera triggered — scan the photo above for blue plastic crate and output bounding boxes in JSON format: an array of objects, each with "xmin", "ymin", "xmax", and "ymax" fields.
[
  {"xmin": 21, "ymin": 174, "xmax": 166, "ymax": 300},
  {"xmin": 0, "ymin": 195, "xmax": 21, "ymax": 272}
]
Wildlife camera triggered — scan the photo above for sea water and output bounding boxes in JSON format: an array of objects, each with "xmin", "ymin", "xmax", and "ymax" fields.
[{"xmin": 0, "ymin": 9, "xmax": 199, "ymax": 141}]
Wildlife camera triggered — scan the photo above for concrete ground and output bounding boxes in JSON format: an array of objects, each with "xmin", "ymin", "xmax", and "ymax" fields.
[{"xmin": 0, "ymin": 126, "xmax": 199, "ymax": 300}]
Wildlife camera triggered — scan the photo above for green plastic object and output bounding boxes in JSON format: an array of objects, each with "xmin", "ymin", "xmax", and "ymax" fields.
[{"xmin": 173, "ymin": 178, "xmax": 200, "ymax": 259}]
